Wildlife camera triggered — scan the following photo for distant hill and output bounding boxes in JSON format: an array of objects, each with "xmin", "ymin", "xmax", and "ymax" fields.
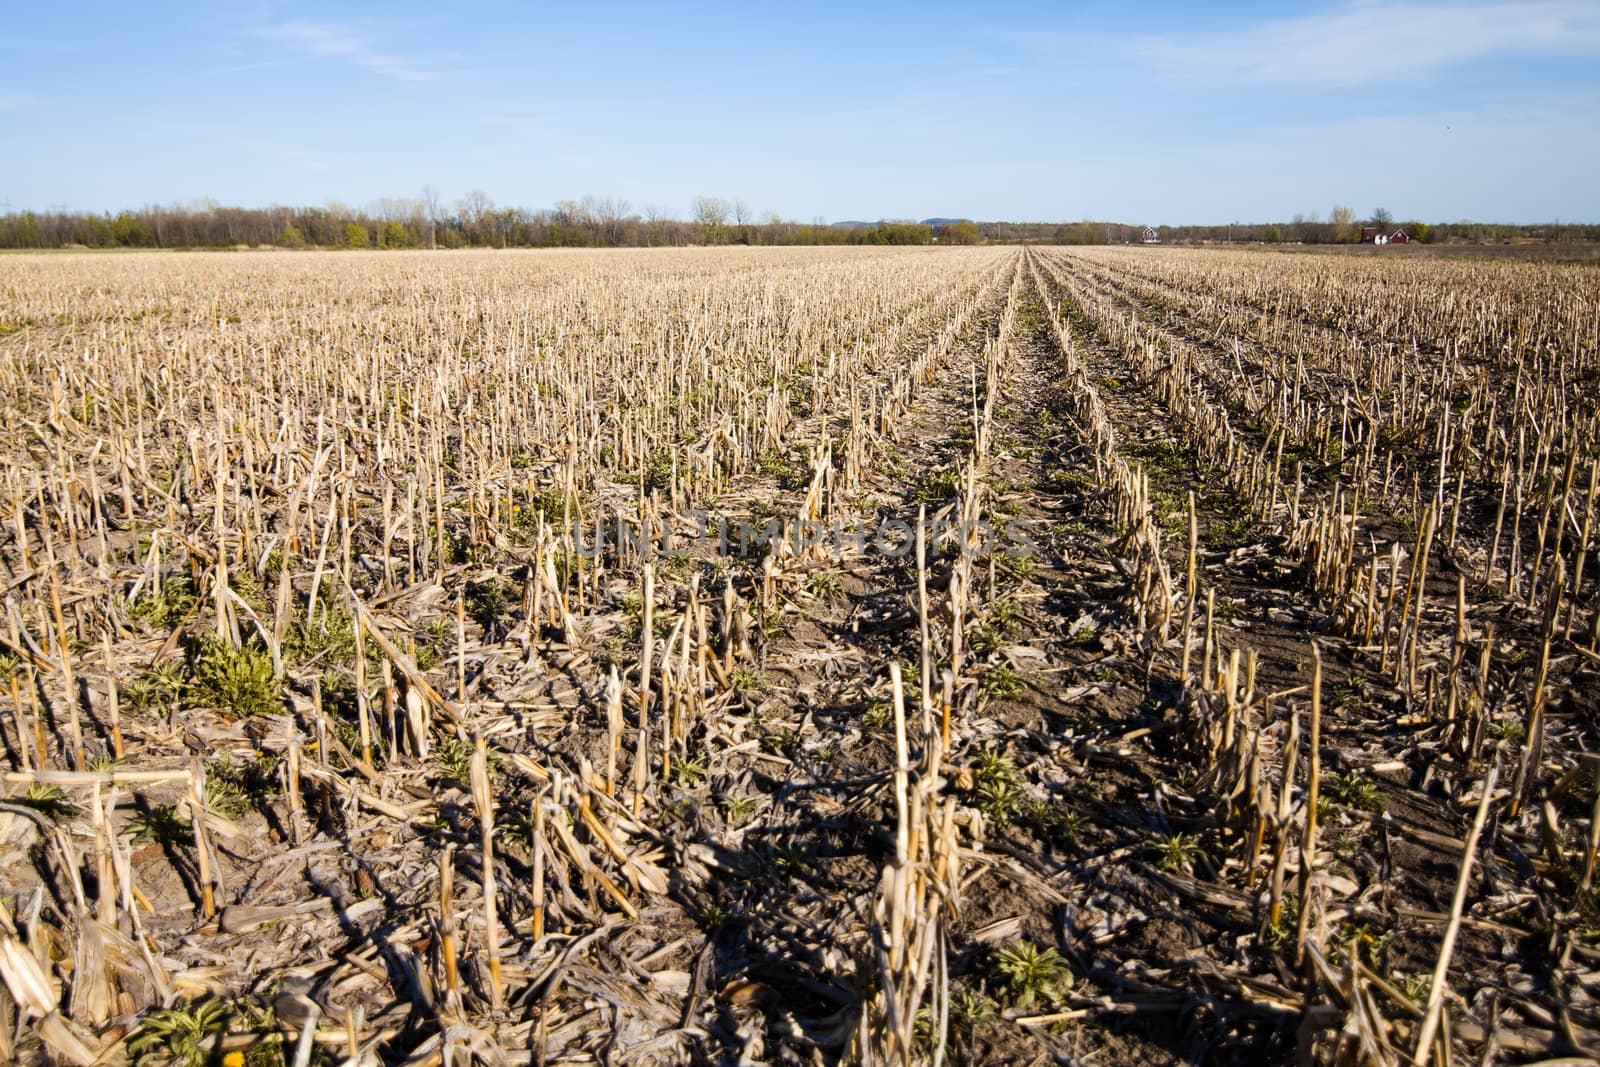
[{"xmin": 830, "ymin": 218, "xmax": 970, "ymax": 228}]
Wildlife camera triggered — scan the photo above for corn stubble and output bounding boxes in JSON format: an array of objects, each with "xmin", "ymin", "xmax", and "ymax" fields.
[{"xmin": 0, "ymin": 244, "xmax": 1595, "ymax": 1064}]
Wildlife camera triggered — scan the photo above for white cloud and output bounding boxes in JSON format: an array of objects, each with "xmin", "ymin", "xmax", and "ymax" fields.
[
  {"xmin": 258, "ymin": 20, "xmax": 438, "ymax": 81},
  {"xmin": 1135, "ymin": 1, "xmax": 1600, "ymax": 86}
]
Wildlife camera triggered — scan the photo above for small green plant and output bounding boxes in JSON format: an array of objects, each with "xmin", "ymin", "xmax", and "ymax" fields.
[
  {"xmin": 974, "ymin": 749, "xmax": 1024, "ymax": 826},
  {"xmin": 643, "ymin": 449, "xmax": 673, "ymax": 493},
  {"xmin": 767, "ymin": 841, "xmax": 813, "ymax": 873},
  {"xmin": 949, "ymin": 988, "xmax": 997, "ymax": 1034},
  {"xmin": 433, "ymin": 738, "xmax": 501, "ymax": 789},
  {"xmin": 129, "ymin": 575, "xmax": 199, "ymax": 630},
  {"xmin": 668, "ymin": 755, "xmax": 709, "ymax": 789},
  {"xmin": 1027, "ymin": 801, "xmax": 1089, "ymax": 847},
  {"xmin": 991, "ymin": 940, "xmax": 1072, "ymax": 1010},
  {"xmin": 204, "ymin": 776, "xmax": 250, "ymax": 820},
  {"xmin": 1393, "ymin": 972, "xmax": 1429, "ymax": 1002},
  {"xmin": 188, "ymin": 639, "xmax": 280, "ymax": 718},
  {"xmin": 729, "ymin": 665, "xmax": 769, "ymax": 693},
  {"xmin": 1148, "ymin": 831, "xmax": 1204, "ymax": 873},
  {"xmin": 286, "ymin": 611, "xmax": 359, "ymax": 666},
  {"xmin": 498, "ymin": 811, "xmax": 536, "ymax": 851},
  {"xmin": 762, "ymin": 728, "xmax": 801, "ymax": 759},
  {"xmin": 128, "ymin": 998, "xmax": 229, "ymax": 1067},
  {"xmin": 516, "ymin": 486, "xmax": 566, "ymax": 526},
  {"xmin": 1262, "ymin": 894, "xmax": 1300, "ymax": 951},
  {"xmin": 757, "ymin": 605, "xmax": 786, "ymax": 638},
  {"xmin": 913, "ymin": 1006, "xmax": 938, "ymax": 1048},
  {"xmin": 16, "ymin": 783, "xmax": 80, "ymax": 821},
  {"xmin": 442, "ymin": 526, "xmax": 481, "ymax": 565},
  {"xmin": 975, "ymin": 748, "xmax": 1018, "ymax": 783},
  {"xmin": 1324, "ymin": 771, "xmax": 1381, "ymax": 812},
  {"xmin": 236, "ymin": 1001, "xmax": 285, "ymax": 1067},
  {"xmin": 665, "ymin": 796, "xmax": 693, "ymax": 821},
  {"xmin": 1330, "ymin": 671, "xmax": 1367, "ymax": 710},
  {"xmin": 1204, "ymin": 512, "xmax": 1253, "ymax": 550},
  {"xmin": 421, "ymin": 614, "xmax": 453, "ymax": 645},
  {"xmin": 696, "ymin": 901, "xmax": 731, "ymax": 933},
  {"xmin": 861, "ymin": 700, "xmax": 893, "ymax": 732},
  {"xmin": 1488, "ymin": 718, "xmax": 1526, "ymax": 743},
  {"xmin": 207, "ymin": 753, "xmax": 282, "ymax": 800},
  {"xmin": 997, "ymin": 551, "xmax": 1036, "ymax": 579},
  {"xmin": 971, "ymin": 599, "xmax": 1021, "ymax": 657},
  {"xmin": 128, "ymin": 803, "xmax": 192, "ymax": 847},
  {"xmin": 1337, "ymin": 920, "xmax": 1395, "ymax": 970},
  {"xmin": 755, "ymin": 449, "xmax": 785, "ymax": 479},
  {"xmin": 911, "ymin": 468, "xmax": 962, "ymax": 504},
  {"xmin": 124, "ymin": 661, "xmax": 186, "ymax": 715},
  {"xmin": 465, "ymin": 577, "xmax": 513, "ymax": 631},
  {"xmin": 719, "ymin": 792, "xmax": 765, "ymax": 823},
  {"xmin": 897, "ymin": 658, "xmax": 922, "ymax": 696},
  {"xmin": 979, "ymin": 663, "xmax": 1024, "ymax": 701},
  {"xmin": 806, "ymin": 570, "xmax": 845, "ymax": 601}
]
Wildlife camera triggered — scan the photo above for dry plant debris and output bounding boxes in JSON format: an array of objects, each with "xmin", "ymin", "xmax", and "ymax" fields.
[{"xmin": 0, "ymin": 244, "xmax": 1596, "ymax": 1064}]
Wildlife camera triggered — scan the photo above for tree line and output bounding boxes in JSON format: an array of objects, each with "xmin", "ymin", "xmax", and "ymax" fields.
[
  {"xmin": 0, "ymin": 194, "xmax": 1590, "ymax": 250},
  {"xmin": 1037, "ymin": 208, "xmax": 1600, "ymax": 246},
  {"xmin": 0, "ymin": 193, "xmax": 978, "ymax": 250}
]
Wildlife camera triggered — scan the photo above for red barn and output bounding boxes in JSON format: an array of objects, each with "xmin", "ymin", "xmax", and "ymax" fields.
[{"xmin": 1389, "ymin": 228, "xmax": 1410, "ymax": 244}]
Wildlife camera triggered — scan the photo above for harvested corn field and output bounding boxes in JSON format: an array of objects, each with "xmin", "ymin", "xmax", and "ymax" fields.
[{"xmin": 1, "ymin": 244, "xmax": 1599, "ymax": 1065}]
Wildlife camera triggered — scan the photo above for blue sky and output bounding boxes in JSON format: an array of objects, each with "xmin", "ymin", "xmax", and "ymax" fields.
[{"xmin": 1, "ymin": 1, "xmax": 1597, "ymax": 223}]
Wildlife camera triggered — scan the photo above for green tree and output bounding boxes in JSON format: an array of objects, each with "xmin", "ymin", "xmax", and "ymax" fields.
[
  {"xmin": 343, "ymin": 222, "xmax": 370, "ymax": 249},
  {"xmin": 1330, "ymin": 205, "xmax": 1355, "ymax": 243},
  {"xmin": 379, "ymin": 220, "xmax": 411, "ymax": 248},
  {"xmin": 109, "ymin": 212, "xmax": 156, "ymax": 247},
  {"xmin": 277, "ymin": 225, "xmax": 307, "ymax": 248},
  {"xmin": 944, "ymin": 221, "xmax": 981, "ymax": 244},
  {"xmin": 13, "ymin": 211, "xmax": 42, "ymax": 247}
]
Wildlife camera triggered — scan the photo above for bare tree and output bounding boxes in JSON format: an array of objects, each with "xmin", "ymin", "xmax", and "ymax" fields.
[
  {"xmin": 692, "ymin": 196, "xmax": 730, "ymax": 244},
  {"xmin": 583, "ymin": 196, "xmax": 631, "ymax": 245},
  {"xmin": 692, "ymin": 196, "xmax": 730, "ymax": 226},
  {"xmin": 374, "ymin": 198, "xmax": 421, "ymax": 222},
  {"xmin": 459, "ymin": 190, "xmax": 495, "ymax": 244},
  {"xmin": 422, "ymin": 185, "xmax": 441, "ymax": 248},
  {"xmin": 459, "ymin": 190, "xmax": 493, "ymax": 226},
  {"xmin": 639, "ymin": 204, "xmax": 673, "ymax": 247}
]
